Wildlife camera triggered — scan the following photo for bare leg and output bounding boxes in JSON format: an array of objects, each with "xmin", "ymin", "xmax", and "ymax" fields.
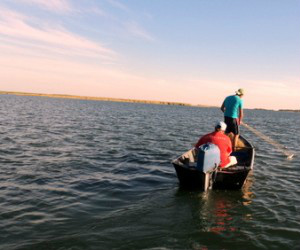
[
  {"xmin": 226, "ymin": 132, "xmax": 235, "ymax": 149},
  {"xmin": 233, "ymin": 134, "xmax": 239, "ymax": 151}
]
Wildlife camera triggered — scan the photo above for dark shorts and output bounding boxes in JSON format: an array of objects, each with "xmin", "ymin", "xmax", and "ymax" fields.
[{"xmin": 224, "ymin": 116, "xmax": 239, "ymax": 135}]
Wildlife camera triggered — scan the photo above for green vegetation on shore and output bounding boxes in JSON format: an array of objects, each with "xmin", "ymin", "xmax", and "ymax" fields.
[
  {"xmin": 278, "ymin": 109, "xmax": 300, "ymax": 113},
  {"xmin": 0, "ymin": 90, "xmax": 211, "ymax": 108}
]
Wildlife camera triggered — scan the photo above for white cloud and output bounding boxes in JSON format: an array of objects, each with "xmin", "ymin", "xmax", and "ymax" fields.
[
  {"xmin": 125, "ymin": 21, "xmax": 155, "ymax": 42},
  {"xmin": 88, "ymin": 7, "xmax": 108, "ymax": 17},
  {"xmin": 106, "ymin": 0, "xmax": 129, "ymax": 12},
  {"xmin": 19, "ymin": 0, "xmax": 72, "ymax": 13},
  {"xmin": 0, "ymin": 6, "xmax": 117, "ymax": 61}
]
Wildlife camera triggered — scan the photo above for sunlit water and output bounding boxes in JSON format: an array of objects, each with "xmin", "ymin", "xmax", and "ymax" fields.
[{"xmin": 0, "ymin": 95, "xmax": 299, "ymax": 250}]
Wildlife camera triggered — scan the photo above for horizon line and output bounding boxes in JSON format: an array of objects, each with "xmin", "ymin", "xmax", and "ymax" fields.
[
  {"xmin": 0, "ymin": 90, "xmax": 210, "ymax": 107},
  {"xmin": 1, "ymin": 90, "xmax": 299, "ymax": 112}
]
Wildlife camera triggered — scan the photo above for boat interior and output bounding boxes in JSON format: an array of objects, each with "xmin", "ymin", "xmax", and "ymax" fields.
[{"xmin": 174, "ymin": 136, "xmax": 254, "ymax": 171}]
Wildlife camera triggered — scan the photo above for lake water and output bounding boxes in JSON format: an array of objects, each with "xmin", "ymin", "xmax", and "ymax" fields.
[{"xmin": 0, "ymin": 94, "xmax": 299, "ymax": 250}]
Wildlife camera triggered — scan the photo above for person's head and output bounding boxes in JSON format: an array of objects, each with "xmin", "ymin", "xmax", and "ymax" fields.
[
  {"xmin": 235, "ymin": 88, "xmax": 244, "ymax": 97},
  {"xmin": 215, "ymin": 121, "xmax": 227, "ymax": 132}
]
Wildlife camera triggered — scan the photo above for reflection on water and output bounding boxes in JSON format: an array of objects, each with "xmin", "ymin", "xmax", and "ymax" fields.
[
  {"xmin": 198, "ymin": 177, "xmax": 254, "ymax": 236},
  {"xmin": 173, "ymin": 177, "xmax": 256, "ymax": 250},
  {"xmin": 209, "ymin": 197, "xmax": 237, "ymax": 234},
  {"xmin": 241, "ymin": 175, "xmax": 254, "ymax": 206}
]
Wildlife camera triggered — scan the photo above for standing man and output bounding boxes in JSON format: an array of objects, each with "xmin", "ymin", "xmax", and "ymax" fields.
[{"xmin": 220, "ymin": 88, "xmax": 244, "ymax": 151}]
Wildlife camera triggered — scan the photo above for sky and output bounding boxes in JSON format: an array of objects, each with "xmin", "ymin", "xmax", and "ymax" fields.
[{"xmin": 0, "ymin": 0, "xmax": 299, "ymax": 110}]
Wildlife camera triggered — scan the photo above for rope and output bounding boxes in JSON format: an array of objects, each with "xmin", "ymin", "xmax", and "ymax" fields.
[{"xmin": 242, "ymin": 123, "xmax": 294, "ymax": 159}]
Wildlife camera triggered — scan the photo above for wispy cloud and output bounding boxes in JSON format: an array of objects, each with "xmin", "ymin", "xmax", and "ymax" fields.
[
  {"xmin": 19, "ymin": 0, "xmax": 72, "ymax": 13},
  {"xmin": 106, "ymin": 0, "xmax": 129, "ymax": 12},
  {"xmin": 0, "ymin": 6, "xmax": 117, "ymax": 61},
  {"xmin": 87, "ymin": 6, "xmax": 108, "ymax": 17},
  {"xmin": 125, "ymin": 21, "xmax": 155, "ymax": 42}
]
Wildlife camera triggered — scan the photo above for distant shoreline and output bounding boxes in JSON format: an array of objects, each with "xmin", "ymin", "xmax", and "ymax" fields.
[
  {"xmin": 254, "ymin": 108, "xmax": 300, "ymax": 113},
  {"xmin": 0, "ymin": 90, "xmax": 212, "ymax": 108},
  {"xmin": 1, "ymin": 91, "xmax": 299, "ymax": 112},
  {"xmin": 277, "ymin": 109, "xmax": 300, "ymax": 113}
]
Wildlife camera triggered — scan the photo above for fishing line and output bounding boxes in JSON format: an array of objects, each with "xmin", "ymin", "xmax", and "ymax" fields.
[{"xmin": 242, "ymin": 123, "xmax": 294, "ymax": 159}]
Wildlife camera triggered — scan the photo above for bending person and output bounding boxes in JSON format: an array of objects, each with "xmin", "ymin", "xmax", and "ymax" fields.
[{"xmin": 195, "ymin": 121, "xmax": 237, "ymax": 168}]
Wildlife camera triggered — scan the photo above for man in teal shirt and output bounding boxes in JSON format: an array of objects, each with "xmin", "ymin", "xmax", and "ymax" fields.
[{"xmin": 221, "ymin": 89, "xmax": 244, "ymax": 151}]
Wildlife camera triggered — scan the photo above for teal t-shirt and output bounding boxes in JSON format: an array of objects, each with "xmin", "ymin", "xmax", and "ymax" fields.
[{"xmin": 224, "ymin": 95, "xmax": 243, "ymax": 118}]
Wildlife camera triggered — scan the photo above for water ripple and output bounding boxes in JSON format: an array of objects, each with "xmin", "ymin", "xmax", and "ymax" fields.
[{"xmin": 0, "ymin": 95, "xmax": 299, "ymax": 250}]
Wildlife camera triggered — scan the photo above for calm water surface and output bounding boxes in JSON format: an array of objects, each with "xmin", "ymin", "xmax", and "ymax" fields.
[{"xmin": 0, "ymin": 95, "xmax": 299, "ymax": 250}]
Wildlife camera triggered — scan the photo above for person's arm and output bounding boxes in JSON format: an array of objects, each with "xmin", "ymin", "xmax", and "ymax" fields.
[
  {"xmin": 238, "ymin": 108, "xmax": 243, "ymax": 125},
  {"xmin": 195, "ymin": 138, "xmax": 203, "ymax": 148},
  {"xmin": 227, "ymin": 137, "xmax": 233, "ymax": 155},
  {"xmin": 220, "ymin": 101, "xmax": 225, "ymax": 113},
  {"xmin": 195, "ymin": 136, "xmax": 206, "ymax": 148}
]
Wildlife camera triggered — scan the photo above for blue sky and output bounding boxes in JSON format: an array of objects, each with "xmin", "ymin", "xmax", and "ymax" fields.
[{"xmin": 0, "ymin": 0, "xmax": 299, "ymax": 109}]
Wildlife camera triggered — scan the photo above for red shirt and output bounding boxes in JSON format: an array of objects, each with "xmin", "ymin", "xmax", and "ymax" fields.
[{"xmin": 195, "ymin": 131, "xmax": 232, "ymax": 168}]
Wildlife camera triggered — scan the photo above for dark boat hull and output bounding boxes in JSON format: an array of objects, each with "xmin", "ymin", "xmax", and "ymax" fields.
[
  {"xmin": 172, "ymin": 136, "xmax": 255, "ymax": 190},
  {"xmin": 173, "ymin": 164, "xmax": 250, "ymax": 189}
]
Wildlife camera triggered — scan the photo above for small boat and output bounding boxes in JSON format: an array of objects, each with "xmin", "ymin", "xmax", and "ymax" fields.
[{"xmin": 172, "ymin": 136, "xmax": 255, "ymax": 190}]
